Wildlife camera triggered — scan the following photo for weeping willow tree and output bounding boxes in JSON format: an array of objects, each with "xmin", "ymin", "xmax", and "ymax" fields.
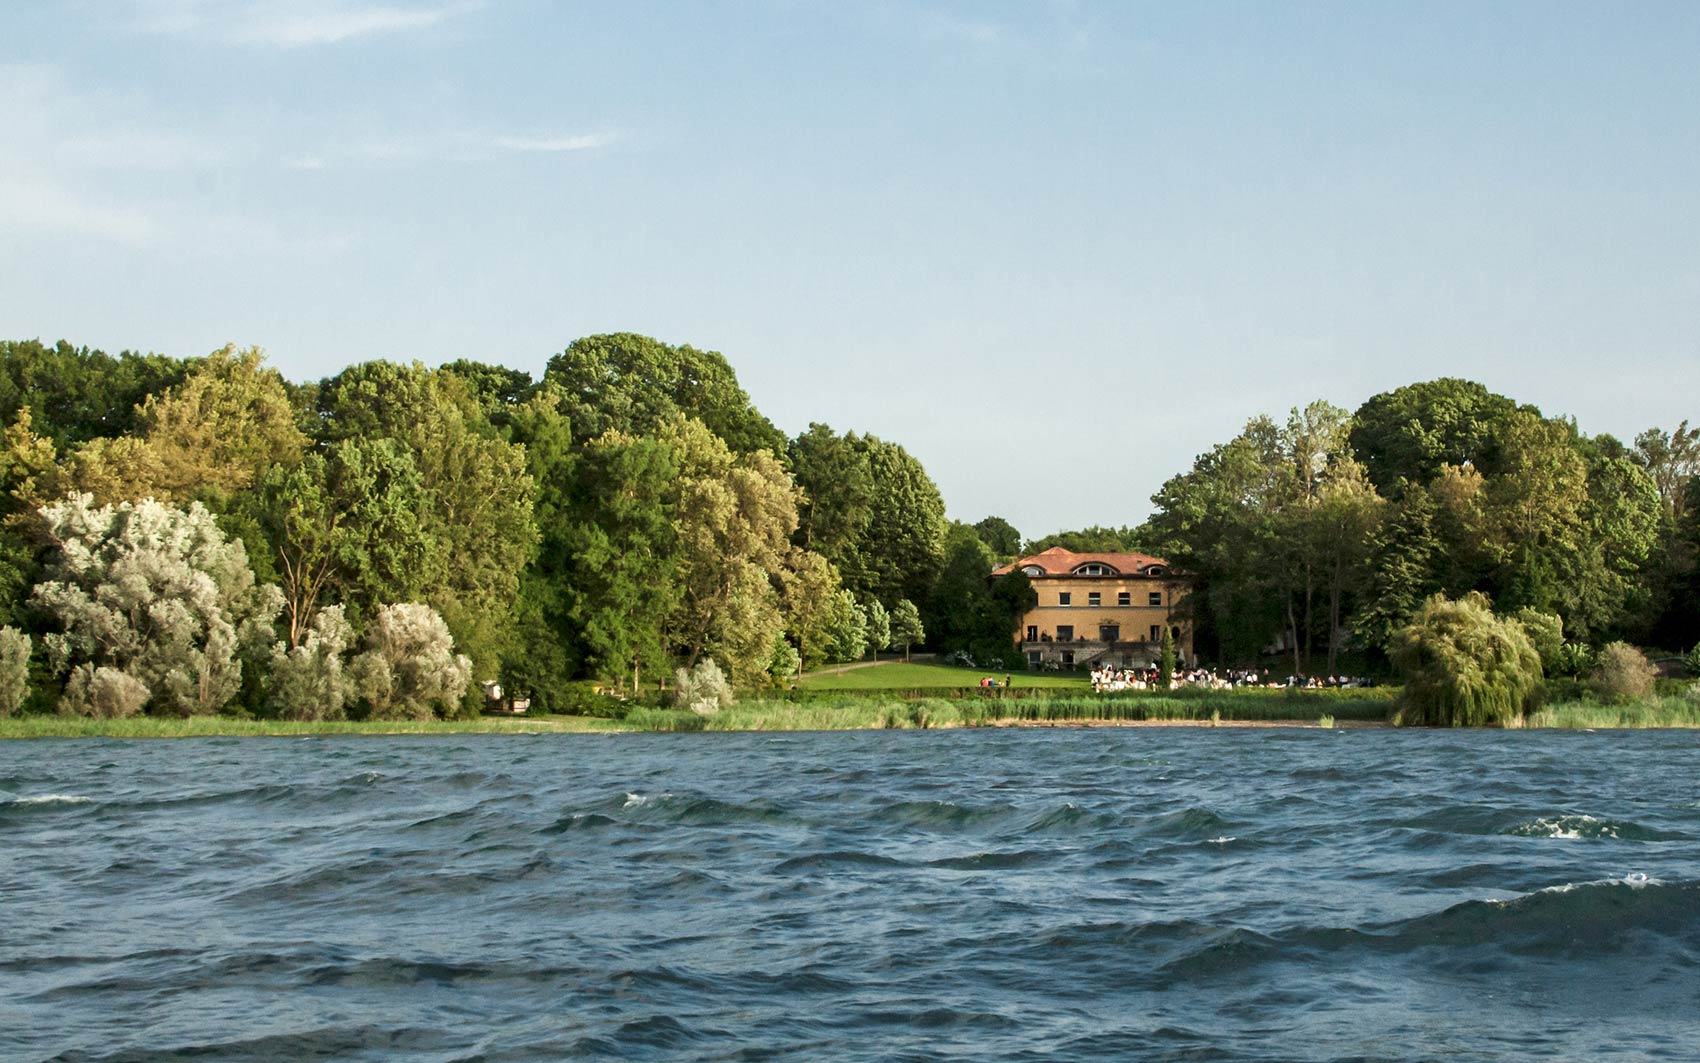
[{"xmin": 1390, "ymin": 591, "xmax": 1544, "ymax": 727}]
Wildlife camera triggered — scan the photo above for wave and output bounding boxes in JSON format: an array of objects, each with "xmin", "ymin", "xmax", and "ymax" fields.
[
  {"xmin": 612, "ymin": 791, "xmax": 800, "ymax": 827},
  {"xmin": 1159, "ymin": 878, "xmax": 1700, "ymax": 982},
  {"xmin": 1137, "ymin": 806, "xmax": 1237, "ymax": 840},
  {"xmin": 1506, "ymin": 814, "xmax": 1686, "ymax": 841},
  {"xmin": 926, "ymin": 849, "xmax": 1060, "ymax": 870},
  {"xmin": 773, "ymin": 850, "xmax": 910, "ymax": 872},
  {"xmin": 874, "ymin": 798, "xmax": 1015, "ymax": 831},
  {"xmin": 2, "ymin": 792, "xmax": 93, "ymax": 806}
]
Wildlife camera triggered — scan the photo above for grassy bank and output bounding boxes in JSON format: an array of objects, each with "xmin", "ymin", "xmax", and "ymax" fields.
[
  {"xmin": 1525, "ymin": 694, "xmax": 1700, "ymax": 729},
  {"xmin": 798, "ymin": 660, "xmax": 1088, "ymax": 691},
  {"xmin": 12, "ymin": 686, "xmax": 1700, "ymax": 739},
  {"xmin": 0, "ymin": 714, "xmax": 626, "ymax": 740},
  {"xmin": 619, "ymin": 688, "xmax": 1397, "ymax": 732}
]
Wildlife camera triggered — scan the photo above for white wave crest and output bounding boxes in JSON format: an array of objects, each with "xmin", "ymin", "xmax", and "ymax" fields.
[
  {"xmin": 7, "ymin": 793, "xmax": 93, "ymax": 806},
  {"xmin": 1513, "ymin": 814, "xmax": 1616, "ymax": 840}
]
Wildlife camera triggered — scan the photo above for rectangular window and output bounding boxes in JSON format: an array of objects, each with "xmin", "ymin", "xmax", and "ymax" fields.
[
  {"xmin": 1028, "ymin": 651, "xmax": 1042, "ymax": 667},
  {"xmin": 1149, "ymin": 624, "xmax": 1161, "ymax": 641},
  {"xmin": 1117, "ymin": 591, "xmax": 1130, "ymax": 606},
  {"xmin": 1025, "ymin": 626, "xmax": 1038, "ymax": 642},
  {"xmin": 1057, "ymin": 625, "xmax": 1074, "ymax": 641},
  {"xmin": 1058, "ymin": 592, "xmax": 1071, "ymax": 606},
  {"xmin": 1148, "ymin": 591, "xmax": 1163, "ymax": 607},
  {"xmin": 1087, "ymin": 592, "xmax": 1101, "ymax": 607}
]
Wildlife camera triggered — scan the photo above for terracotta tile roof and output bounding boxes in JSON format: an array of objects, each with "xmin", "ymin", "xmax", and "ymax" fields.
[{"xmin": 991, "ymin": 546, "xmax": 1175, "ymax": 578}]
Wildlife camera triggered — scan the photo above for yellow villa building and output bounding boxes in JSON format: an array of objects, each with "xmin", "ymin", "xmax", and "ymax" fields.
[{"xmin": 992, "ymin": 547, "xmax": 1194, "ymax": 670}]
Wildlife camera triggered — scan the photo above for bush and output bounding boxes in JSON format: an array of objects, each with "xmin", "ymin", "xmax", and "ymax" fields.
[
  {"xmin": 1513, "ymin": 608, "xmax": 1564, "ymax": 675},
  {"xmin": 348, "ymin": 603, "xmax": 472, "ymax": 720},
  {"xmin": 60, "ymin": 664, "xmax": 150, "ymax": 718},
  {"xmin": 1592, "ymin": 642, "xmax": 1657, "ymax": 703},
  {"xmin": 1553, "ymin": 642, "xmax": 1596, "ymax": 679},
  {"xmin": 1683, "ymin": 643, "xmax": 1700, "ymax": 678},
  {"xmin": 1389, "ymin": 592, "xmax": 1543, "ymax": 727},
  {"xmin": 673, "ymin": 658, "xmax": 733, "ymax": 715},
  {"xmin": 0, "ymin": 626, "xmax": 29, "ymax": 717}
]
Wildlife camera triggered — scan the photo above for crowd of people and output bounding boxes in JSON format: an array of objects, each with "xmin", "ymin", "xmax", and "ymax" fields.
[{"xmin": 1089, "ymin": 665, "xmax": 1375, "ymax": 694}]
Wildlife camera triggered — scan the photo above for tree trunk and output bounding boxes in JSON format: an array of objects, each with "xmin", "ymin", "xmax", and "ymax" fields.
[
  {"xmin": 1326, "ymin": 555, "xmax": 1345, "ymax": 677},
  {"xmin": 1287, "ymin": 595, "xmax": 1302, "ymax": 679}
]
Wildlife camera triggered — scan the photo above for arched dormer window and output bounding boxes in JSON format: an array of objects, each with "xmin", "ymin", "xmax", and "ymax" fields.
[
  {"xmin": 1021, "ymin": 566, "xmax": 1043, "ymax": 577},
  {"xmin": 1145, "ymin": 565, "xmax": 1166, "ymax": 577},
  {"xmin": 1073, "ymin": 562, "xmax": 1118, "ymax": 577}
]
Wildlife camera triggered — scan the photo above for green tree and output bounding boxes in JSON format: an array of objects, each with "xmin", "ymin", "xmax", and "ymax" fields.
[
  {"xmin": 929, "ymin": 524, "xmax": 1035, "ymax": 667},
  {"xmin": 1512, "ymin": 607, "xmax": 1565, "ymax": 677},
  {"xmin": 1350, "ymin": 378, "xmax": 1523, "ymax": 495},
  {"xmin": 1159, "ymin": 625, "xmax": 1176, "ymax": 689},
  {"xmin": 1022, "ymin": 525, "xmax": 1147, "ymax": 555},
  {"xmin": 788, "ymin": 423, "xmax": 874, "ymax": 565},
  {"xmin": 556, "ymin": 430, "xmax": 681, "ymax": 692},
  {"xmin": 864, "ymin": 598, "xmax": 891, "ymax": 662},
  {"xmin": 663, "ymin": 417, "xmax": 798, "ymax": 686},
  {"xmin": 1632, "ymin": 421, "xmax": 1699, "ymax": 518},
  {"xmin": 820, "ymin": 589, "xmax": 869, "ymax": 664},
  {"xmin": 890, "ymin": 599, "xmax": 924, "ymax": 661},
  {"xmin": 779, "ymin": 548, "xmax": 840, "ymax": 673},
  {"xmin": 837, "ymin": 435, "xmax": 947, "ymax": 607},
  {"xmin": 0, "ymin": 339, "xmax": 189, "ymax": 449},
  {"xmin": 134, "ymin": 345, "xmax": 308, "ymax": 501},
  {"xmin": 544, "ymin": 333, "xmax": 786, "ymax": 456},
  {"xmin": 1390, "ymin": 592, "xmax": 1543, "ymax": 727},
  {"xmin": 316, "ymin": 362, "xmax": 537, "ymax": 676},
  {"xmin": 258, "ymin": 437, "xmax": 436, "ymax": 645},
  {"xmin": 1354, "ymin": 482, "xmax": 1442, "ymax": 653},
  {"xmin": 971, "ymin": 516, "xmax": 1022, "ymax": 558}
]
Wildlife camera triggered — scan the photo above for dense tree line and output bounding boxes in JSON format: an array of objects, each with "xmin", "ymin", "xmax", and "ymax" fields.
[
  {"xmin": 0, "ymin": 334, "xmax": 997, "ymax": 719},
  {"xmin": 1135, "ymin": 379, "xmax": 1698, "ymax": 673}
]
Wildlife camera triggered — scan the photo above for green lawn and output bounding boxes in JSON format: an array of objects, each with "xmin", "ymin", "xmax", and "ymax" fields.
[{"xmin": 799, "ymin": 660, "xmax": 1089, "ymax": 691}]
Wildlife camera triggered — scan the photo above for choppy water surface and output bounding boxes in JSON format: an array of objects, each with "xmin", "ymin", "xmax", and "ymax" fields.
[{"xmin": 4, "ymin": 729, "xmax": 1699, "ymax": 1062}]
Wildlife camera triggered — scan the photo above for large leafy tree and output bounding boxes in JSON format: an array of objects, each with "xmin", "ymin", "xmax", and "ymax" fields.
[
  {"xmin": 837, "ymin": 435, "xmax": 947, "ymax": 607},
  {"xmin": 543, "ymin": 333, "xmax": 786, "ymax": 456},
  {"xmin": 0, "ymin": 340, "xmax": 189, "ymax": 449},
  {"xmin": 788, "ymin": 423, "xmax": 874, "ymax": 565},
  {"xmin": 662, "ymin": 416, "xmax": 799, "ymax": 686},
  {"xmin": 133, "ymin": 345, "xmax": 308, "ymax": 501},
  {"xmin": 926, "ymin": 523, "xmax": 1034, "ymax": 667},
  {"xmin": 257, "ymin": 437, "xmax": 436, "ymax": 646},
  {"xmin": 557, "ymin": 429, "xmax": 683, "ymax": 692},
  {"xmin": 1350, "ymin": 378, "xmax": 1523, "ymax": 495},
  {"xmin": 315, "ymin": 362, "xmax": 536, "ymax": 675}
]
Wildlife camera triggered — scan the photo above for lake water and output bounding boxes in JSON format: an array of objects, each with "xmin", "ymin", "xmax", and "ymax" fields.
[{"xmin": 3, "ymin": 728, "xmax": 1698, "ymax": 1061}]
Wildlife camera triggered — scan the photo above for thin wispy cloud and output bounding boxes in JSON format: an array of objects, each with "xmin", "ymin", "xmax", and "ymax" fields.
[
  {"xmin": 491, "ymin": 132, "xmax": 616, "ymax": 153},
  {"xmin": 0, "ymin": 173, "xmax": 158, "ymax": 244},
  {"xmin": 125, "ymin": 0, "xmax": 480, "ymax": 47}
]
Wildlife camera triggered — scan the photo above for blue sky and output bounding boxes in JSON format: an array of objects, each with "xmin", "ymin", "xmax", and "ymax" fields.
[{"xmin": 2, "ymin": 2, "xmax": 1696, "ymax": 539}]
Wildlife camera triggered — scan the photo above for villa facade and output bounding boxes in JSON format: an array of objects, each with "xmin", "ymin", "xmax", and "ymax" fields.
[{"xmin": 992, "ymin": 547, "xmax": 1193, "ymax": 670}]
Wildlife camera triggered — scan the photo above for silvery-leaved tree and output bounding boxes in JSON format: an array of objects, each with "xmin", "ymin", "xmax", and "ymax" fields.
[
  {"xmin": 267, "ymin": 606, "xmax": 354, "ymax": 720},
  {"xmin": 32, "ymin": 494, "xmax": 283, "ymax": 716},
  {"xmin": 348, "ymin": 602, "xmax": 472, "ymax": 720},
  {"xmin": 0, "ymin": 625, "xmax": 30, "ymax": 716}
]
